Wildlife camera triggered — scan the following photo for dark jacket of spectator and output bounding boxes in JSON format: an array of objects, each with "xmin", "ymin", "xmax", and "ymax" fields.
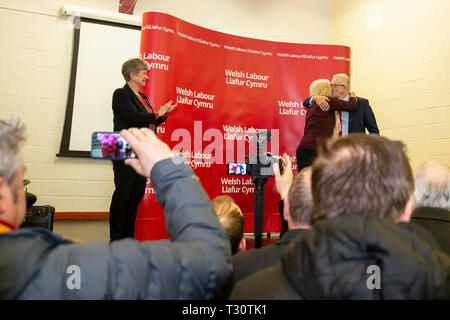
[
  {"xmin": 411, "ymin": 207, "xmax": 450, "ymax": 255},
  {"xmin": 231, "ymin": 229, "xmax": 305, "ymax": 285},
  {"xmin": 0, "ymin": 160, "xmax": 231, "ymax": 299},
  {"xmin": 229, "ymin": 215, "xmax": 450, "ymax": 299}
]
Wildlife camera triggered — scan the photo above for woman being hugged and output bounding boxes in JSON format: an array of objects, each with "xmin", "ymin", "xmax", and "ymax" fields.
[{"xmin": 296, "ymin": 79, "xmax": 357, "ymax": 170}]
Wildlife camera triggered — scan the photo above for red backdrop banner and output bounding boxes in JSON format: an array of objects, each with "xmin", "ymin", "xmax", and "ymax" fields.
[{"xmin": 135, "ymin": 12, "xmax": 350, "ymax": 241}]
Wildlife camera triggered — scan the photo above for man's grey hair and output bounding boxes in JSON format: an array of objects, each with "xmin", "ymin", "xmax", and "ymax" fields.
[
  {"xmin": 332, "ymin": 73, "xmax": 351, "ymax": 89},
  {"xmin": 0, "ymin": 119, "xmax": 25, "ymax": 185},
  {"xmin": 413, "ymin": 161, "xmax": 450, "ymax": 210}
]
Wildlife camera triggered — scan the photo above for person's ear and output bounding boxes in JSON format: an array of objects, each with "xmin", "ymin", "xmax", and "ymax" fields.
[
  {"xmin": 0, "ymin": 177, "xmax": 6, "ymax": 215},
  {"xmin": 397, "ymin": 196, "xmax": 414, "ymax": 223},
  {"xmin": 238, "ymin": 238, "xmax": 246, "ymax": 252},
  {"xmin": 129, "ymin": 72, "xmax": 137, "ymax": 81},
  {"xmin": 283, "ymin": 198, "xmax": 290, "ymax": 222}
]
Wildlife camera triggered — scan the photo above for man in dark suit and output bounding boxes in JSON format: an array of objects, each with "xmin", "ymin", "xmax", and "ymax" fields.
[
  {"xmin": 411, "ymin": 161, "xmax": 450, "ymax": 254},
  {"xmin": 303, "ymin": 73, "xmax": 379, "ymax": 135},
  {"xmin": 110, "ymin": 58, "xmax": 177, "ymax": 241},
  {"xmin": 231, "ymin": 155, "xmax": 312, "ymax": 286}
]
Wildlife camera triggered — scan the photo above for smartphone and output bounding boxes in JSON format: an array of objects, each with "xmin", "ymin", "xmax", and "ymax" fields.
[
  {"xmin": 91, "ymin": 132, "xmax": 136, "ymax": 160},
  {"xmin": 227, "ymin": 162, "xmax": 248, "ymax": 175}
]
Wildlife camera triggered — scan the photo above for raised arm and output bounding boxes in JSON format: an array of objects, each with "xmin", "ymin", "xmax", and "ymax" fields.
[
  {"xmin": 20, "ymin": 128, "xmax": 231, "ymax": 300},
  {"xmin": 121, "ymin": 128, "xmax": 231, "ymax": 299}
]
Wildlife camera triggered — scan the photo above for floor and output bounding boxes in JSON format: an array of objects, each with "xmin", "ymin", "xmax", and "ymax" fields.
[{"xmin": 52, "ymin": 220, "xmax": 280, "ymax": 247}]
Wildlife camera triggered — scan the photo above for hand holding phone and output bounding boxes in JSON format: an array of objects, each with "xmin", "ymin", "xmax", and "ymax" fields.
[
  {"xmin": 121, "ymin": 127, "xmax": 175, "ymax": 178},
  {"xmin": 91, "ymin": 132, "xmax": 136, "ymax": 160}
]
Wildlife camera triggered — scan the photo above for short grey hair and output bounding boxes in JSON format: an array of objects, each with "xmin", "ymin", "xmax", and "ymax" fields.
[
  {"xmin": 121, "ymin": 58, "xmax": 149, "ymax": 82},
  {"xmin": 0, "ymin": 119, "xmax": 25, "ymax": 185},
  {"xmin": 414, "ymin": 161, "xmax": 450, "ymax": 210},
  {"xmin": 332, "ymin": 73, "xmax": 351, "ymax": 89}
]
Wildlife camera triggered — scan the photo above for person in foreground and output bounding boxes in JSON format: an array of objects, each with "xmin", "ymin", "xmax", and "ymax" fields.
[
  {"xmin": 229, "ymin": 134, "xmax": 450, "ymax": 299},
  {"xmin": 0, "ymin": 119, "xmax": 231, "ymax": 299},
  {"xmin": 411, "ymin": 161, "xmax": 450, "ymax": 254}
]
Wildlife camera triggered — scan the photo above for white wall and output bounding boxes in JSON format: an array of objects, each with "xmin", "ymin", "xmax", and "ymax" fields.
[
  {"xmin": 133, "ymin": 0, "xmax": 331, "ymax": 44},
  {"xmin": 0, "ymin": 0, "xmax": 331, "ymax": 212},
  {"xmin": 330, "ymin": 0, "xmax": 450, "ymax": 169}
]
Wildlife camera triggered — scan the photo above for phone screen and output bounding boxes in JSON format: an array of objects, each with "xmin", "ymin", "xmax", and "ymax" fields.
[
  {"xmin": 227, "ymin": 162, "xmax": 247, "ymax": 175},
  {"xmin": 91, "ymin": 132, "xmax": 136, "ymax": 160}
]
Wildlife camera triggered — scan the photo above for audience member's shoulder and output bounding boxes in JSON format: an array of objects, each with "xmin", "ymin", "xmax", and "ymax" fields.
[
  {"xmin": 279, "ymin": 229, "xmax": 305, "ymax": 243},
  {"xmin": 232, "ymin": 245, "xmax": 282, "ymax": 285},
  {"xmin": 232, "ymin": 246, "xmax": 266, "ymax": 263},
  {"xmin": 291, "ymin": 216, "xmax": 436, "ymax": 254},
  {"xmin": 229, "ymin": 263, "xmax": 300, "ymax": 300},
  {"xmin": 397, "ymin": 221, "xmax": 440, "ymax": 249},
  {"xmin": 409, "ymin": 207, "xmax": 450, "ymax": 254},
  {"xmin": 232, "ymin": 241, "xmax": 284, "ymax": 264},
  {"xmin": 231, "ymin": 230, "xmax": 305, "ymax": 284},
  {"xmin": 1, "ymin": 227, "xmax": 70, "ymax": 243},
  {"xmin": 411, "ymin": 206, "xmax": 450, "ymax": 222}
]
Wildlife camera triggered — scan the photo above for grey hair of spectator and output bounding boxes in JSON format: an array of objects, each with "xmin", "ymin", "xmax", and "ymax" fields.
[
  {"xmin": 414, "ymin": 161, "xmax": 450, "ymax": 210},
  {"xmin": 0, "ymin": 119, "xmax": 25, "ymax": 185}
]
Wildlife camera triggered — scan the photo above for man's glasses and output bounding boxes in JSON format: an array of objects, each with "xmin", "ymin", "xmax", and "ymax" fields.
[{"xmin": 331, "ymin": 84, "xmax": 346, "ymax": 88}]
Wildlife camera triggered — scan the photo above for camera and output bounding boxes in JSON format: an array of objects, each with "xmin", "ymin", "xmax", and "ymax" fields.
[
  {"xmin": 90, "ymin": 132, "xmax": 136, "ymax": 160},
  {"xmin": 226, "ymin": 129, "xmax": 281, "ymax": 177},
  {"xmin": 226, "ymin": 129, "xmax": 281, "ymax": 248},
  {"xmin": 226, "ymin": 153, "xmax": 281, "ymax": 177}
]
